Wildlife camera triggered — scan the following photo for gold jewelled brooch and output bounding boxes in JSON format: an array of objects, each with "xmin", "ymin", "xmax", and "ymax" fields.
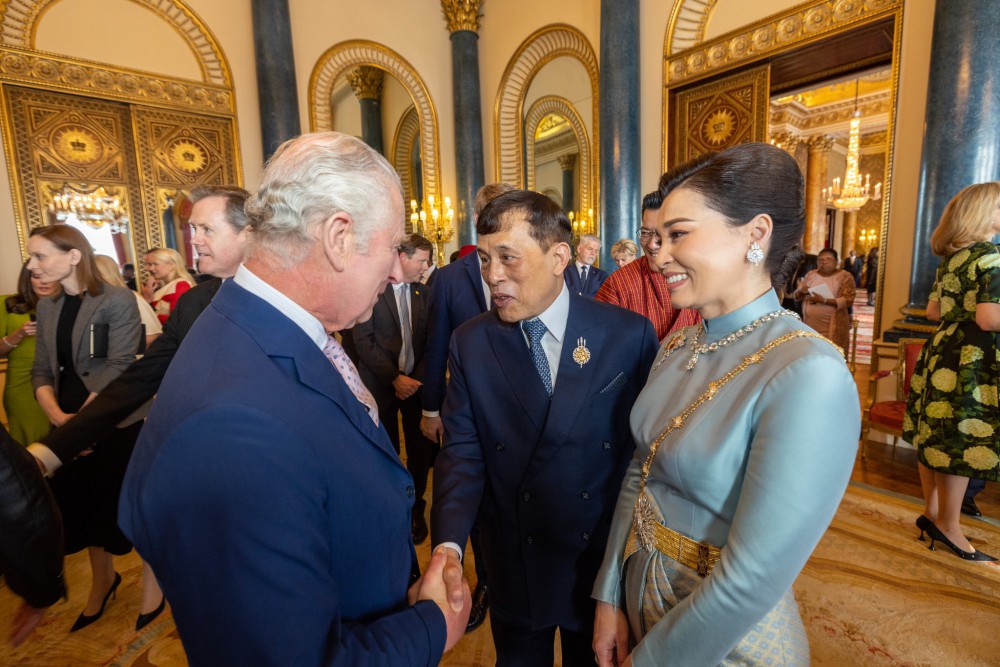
[{"xmin": 572, "ymin": 337, "xmax": 591, "ymax": 367}]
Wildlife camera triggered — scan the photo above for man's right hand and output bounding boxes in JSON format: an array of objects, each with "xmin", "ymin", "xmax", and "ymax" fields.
[
  {"xmin": 420, "ymin": 415, "xmax": 443, "ymax": 442},
  {"xmin": 393, "ymin": 375, "xmax": 422, "ymax": 401},
  {"xmin": 416, "ymin": 546, "xmax": 471, "ymax": 652}
]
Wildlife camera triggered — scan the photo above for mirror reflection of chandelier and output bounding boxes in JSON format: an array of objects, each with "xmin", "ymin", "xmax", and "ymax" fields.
[
  {"xmin": 823, "ymin": 79, "xmax": 882, "ymax": 212},
  {"xmin": 409, "ymin": 194, "xmax": 455, "ymax": 266},
  {"xmin": 48, "ymin": 182, "xmax": 129, "ymax": 234}
]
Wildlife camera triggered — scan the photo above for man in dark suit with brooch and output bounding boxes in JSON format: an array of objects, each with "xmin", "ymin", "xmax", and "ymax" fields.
[
  {"xmin": 353, "ymin": 233, "xmax": 436, "ymax": 544},
  {"xmin": 563, "ymin": 234, "xmax": 607, "ymax": 297},
  {"xmin": 432, "ymin": 190, "xmax": 658, "ymax": 665}
]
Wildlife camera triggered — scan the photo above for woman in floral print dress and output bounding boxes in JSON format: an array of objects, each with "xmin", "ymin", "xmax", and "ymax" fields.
[{"xmin": 904, "ymin": 182, "xmax": 1000, "ymax": 562}]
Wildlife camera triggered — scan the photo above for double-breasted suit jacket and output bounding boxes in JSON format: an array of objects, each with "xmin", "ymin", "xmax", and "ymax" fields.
[{"xmin": 431, "ymin": 294, "xmax": 658, "ymax": 631}]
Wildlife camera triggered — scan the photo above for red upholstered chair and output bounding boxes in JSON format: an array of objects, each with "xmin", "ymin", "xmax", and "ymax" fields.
[{"xmin": 860, "ymin": 338, "xmax": 925, "ymax": 460}]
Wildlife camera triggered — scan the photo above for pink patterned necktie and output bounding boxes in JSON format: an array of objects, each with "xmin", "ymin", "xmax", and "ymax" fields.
[{"xmin": 322, "ymin": 335, "xmax": 379, "ymax": 425}]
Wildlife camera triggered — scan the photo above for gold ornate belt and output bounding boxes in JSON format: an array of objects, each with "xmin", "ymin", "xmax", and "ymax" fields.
[{"xmin": 625, "ymin": 511, "xmax": 720, "ymax": 577}]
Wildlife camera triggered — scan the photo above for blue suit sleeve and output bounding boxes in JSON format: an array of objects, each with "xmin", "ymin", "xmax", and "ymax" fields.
[
  {"xmin": 421, "ymin": 278, "xmax": 450, "ymax": 412},
  {"xmin": 631, "ymin": 353, "xmax": 859, "ymax": 666}
]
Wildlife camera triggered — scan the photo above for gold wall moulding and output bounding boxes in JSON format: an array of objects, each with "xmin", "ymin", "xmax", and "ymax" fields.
[
  {"xmin": 309, "ymin": 40, "xmax": 441, "ymax": 202},
  {"xmin": 0, "ymin": 0, "xmax": 231, "ymax": 87},
  {"xmin": 440, "ymin": 0, "xmax": 483, "ymax": 34},
  {"xmin": 391, "ymin": 105, "xmax": 421, "ymax": 214},
  {"xmin": 665, "ymin": 0, "xmax": 720, "ymax": 55},
  {"xmin": 0, "ymin": 46, "xmax": 234, "ymax": 115},
  {"xmin": 524, "ymin": 95, "xmax": 592, "ymax": 212},
  {"xmin": 665, "ymin": 0, "xmax": 902, "ymax": 86}
]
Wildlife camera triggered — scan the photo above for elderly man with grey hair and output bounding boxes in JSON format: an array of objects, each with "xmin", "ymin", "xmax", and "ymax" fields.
[
  {"xmin": 120, "ymin": 132, "xmax": 470, "ymax": 665},
  {"xmin": 564, "ymin": 233, "xmax": 608, "ymax": 297}
]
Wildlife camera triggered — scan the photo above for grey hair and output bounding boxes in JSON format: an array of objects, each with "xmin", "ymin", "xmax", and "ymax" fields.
[
  {"xmin": 579, "ymin": 234, "xmax": 601, "ymax": 246},
  {"xmin": 244, "ymin": 132, "xmax": 403, "ymax": 267}
]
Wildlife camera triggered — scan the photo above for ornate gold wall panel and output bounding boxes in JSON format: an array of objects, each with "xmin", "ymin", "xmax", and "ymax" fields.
[
  {"xmin": 671, "ymin": 64, "xmax": 770, "ymax": 166},
  {"xmin": 131, "ymin": 106, "xmax": 238, "ymax": 250},
  {"xmin": 2, "ymin": 84, "xmax": 144, "ymax": 259}
]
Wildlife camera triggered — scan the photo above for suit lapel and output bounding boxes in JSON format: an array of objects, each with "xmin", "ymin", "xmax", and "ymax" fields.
[
  {"xmin": 381, "ymin": 288, "xmax": 401, "ymax": 330},
  {"xmin": 524, "ymin": 297, "xmax": 604, "ymax": 480},
  {"xmin": 72, "ymin": 290, "xmax": 104, "ymax": 362},
  {"xmin": 486, "ymin": 317, "xmax": 549, "ymax": 431}
]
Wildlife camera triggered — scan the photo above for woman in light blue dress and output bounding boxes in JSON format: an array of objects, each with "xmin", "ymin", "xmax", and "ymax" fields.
[{"xmin": 593, "ymin": 143, "xmax": 860, "ymax": 666}]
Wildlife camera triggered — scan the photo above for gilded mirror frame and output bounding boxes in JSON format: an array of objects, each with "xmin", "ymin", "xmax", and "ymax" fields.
[
  {"xmin": 662, "ymin": 0, "xmax": 903, "ymax": 338},
  {"xmin": 524, "ymin": 96, "xmax": 592, "ymax": 212}
]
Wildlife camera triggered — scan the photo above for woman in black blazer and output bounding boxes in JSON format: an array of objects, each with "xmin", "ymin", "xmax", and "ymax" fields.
[{"xmin": 28, "ymin": 225, "xmax": 164, "ymax": 632}]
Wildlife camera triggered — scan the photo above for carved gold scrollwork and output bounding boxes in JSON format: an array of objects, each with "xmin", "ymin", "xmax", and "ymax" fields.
[
  {"xmin": 348, "ymin": 66, "xmax": 384, "ymax": 101},
  {"xmin": 440, "ymin": 0, "xmax": 483, "ymax": 33}
]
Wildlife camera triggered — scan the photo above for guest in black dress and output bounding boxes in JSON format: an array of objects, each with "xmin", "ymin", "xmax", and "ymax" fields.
[{"xmin": 27, "ymin": 225, "xmax": 163, "ymax": 632}]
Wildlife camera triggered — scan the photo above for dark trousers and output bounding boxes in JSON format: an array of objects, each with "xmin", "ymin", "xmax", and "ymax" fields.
[
  {"xmin": 966, "ymin": 478, "xmax": 986, "ymax": 500},
  {"xmin": 491, "ymin": 615, "xmax": 593, "ymax": 667},
  {"xmin": 380, "ymin": 391, "xmax": 437, "ymax": 519}
]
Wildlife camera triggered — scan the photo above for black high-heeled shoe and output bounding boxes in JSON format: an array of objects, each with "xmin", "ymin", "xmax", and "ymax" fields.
[
  {"xmin": 70, "ymin": 572, "xmax": 121, "ymax": 632},
  {"xmin": 926, "ymin": 520, "xmax": 998, "ymax": 562},
  {"xmin": 915, "ymin": 515, "xmax": 932, "ymax": 541},
  {"xmin": 135, "ymin": 595, "xmax": 166, "ymax": 631}
]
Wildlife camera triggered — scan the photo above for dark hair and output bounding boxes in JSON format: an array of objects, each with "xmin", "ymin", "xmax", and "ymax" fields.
[
  {"xmin": 641, "ymin": 190, "xmax": 663, "ymax": 215},
  {"xmin": 123, "ymin": 263, "xmax": 134, "ymax": 271},
  {"xmin": 658, "ymin": 143, "xmax": 805, "ymax": 289},
  {"xmin": 189, "ymin": 185, "xmax": 252, "ymax": 232},
  {"xmin": 476, "ymin": 189, "xmax": 571, "ymax": 251},
  {"xmin": 6, "ymin": 261, "xmax": 38, "ymax": 314},
  {"xmin": 29, "ymin": 225, "xmax": 105, "ymax": 295},
  {"xmin": 400, "ymin": 233, "xmax": 433, "ymax": 257},
  {"xmin": 473, "ymin": 182, "xmax": 516, "ymax": 218},
  {"xmin": 449, "ymin": 250, "xmax": 461, "ymax": 263},
  {"xmin": 818, "ymin": 247, "xmax": 838, "ymax": 261}
]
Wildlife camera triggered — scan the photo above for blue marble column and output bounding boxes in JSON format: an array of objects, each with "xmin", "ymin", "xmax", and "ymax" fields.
[
  {"xmin": 349, "ymin": 67, "xmax": 385, "ymax": 156},
  {"xmin": 250, "ymin": 0, "xmax": 300, "ymax": 159},
  {"xmin": 559, "ymin": 154, "xmax": 577, "ymax": 213},
  {"xmin": 890, "ymin": 0, "xmax": 1000, "ymax": 339},
  {"xmin": 443, "ymin": 1, "xmax": 486, "ymax": 246},
  {"xmin": 599, "ymin": 0, "xmax": 640, "ymax": 269}
]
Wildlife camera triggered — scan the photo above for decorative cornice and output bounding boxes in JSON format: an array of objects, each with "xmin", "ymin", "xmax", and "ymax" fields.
[
  {"xmin": 861, "ymin": 129, "xmax": 888, "ymax": 149},
  {"xmin": 807, "ymin": 135, "xmax": 834, "ymax": 152},
  {"xmin": 0, "ymin": 45, "xmax": 234, "ymax": 115},
  {"xmin": 348, "ymin": 66, "xmax": 384, "ymax": 101},
  {"xmin": 665, "ymin": 0, "xmax": 902, "ymax": 86},
  {"xmin": 556, "ymin": 153, "xmax": 577, "ymax": 171},
  {"xmin": 440, "ymin": 0, "xmax": 483, "ymax": 33},
  {"xmin": 769, "ymin": 131, "xmax": 802, "ymax": 153}
]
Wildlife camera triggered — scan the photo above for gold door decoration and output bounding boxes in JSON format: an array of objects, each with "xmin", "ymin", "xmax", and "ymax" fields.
[
  {"xmin": 671, "ymin": 65, "xmax": 770, "ymax": 167},
  {"xmin": 131, "ymin": 106, "xmax": 237, "ymax": 251},
  {"xmin": 2, "ymin": 85, "xmax": 144, "ymax": 259}
]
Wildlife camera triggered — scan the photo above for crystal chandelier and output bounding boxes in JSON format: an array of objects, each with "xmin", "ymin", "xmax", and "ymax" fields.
[
  {"xmin": 409, "ymin": 194, "xmax": 455, "ymax": 266},
  {"xmin": 823, "ymin": 80, "xmax": 882, "ymax": 212},
  {"xmin": 48, "ymin": 182, "xmax": 129, "ymax": 234}
]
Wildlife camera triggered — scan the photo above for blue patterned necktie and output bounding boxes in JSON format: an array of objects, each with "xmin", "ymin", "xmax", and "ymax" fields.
[
  {"xmin": 521, "ymin": 318, "xmax": 553, "ymax": 396},
  {"xmin": 580, "ymin": 265, "xmax": 588, "ymax": 284}
]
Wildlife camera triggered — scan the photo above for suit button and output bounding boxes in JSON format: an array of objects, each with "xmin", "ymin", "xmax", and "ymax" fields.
[
  {"xmin": 526, "ymin": 536, "xmax": 534, "ymax": 544},
  {"xmin": 496, "ymin": 442, "xmax": 505, "ymax": 451},
  {"xmin": 581, "ymin": 491, "xmax": 590, "ymax": 500},
  {"xmin": 81, "ymin": 371, "xmax": 90, "ymax": 377},
  {"xmin": 523, "ymin": 492, "xmax": 531, "ymax": 501},
  {"xmin": 406, "ymin": 486, "xmax": 415, "ymax": 497},
  {"xmin": 582, "ymin": 532, "xmax": 591, "ymax": 541},
  {"xmin": 602, "ymin": 441, "xmax": 612, "ymax": 450}
]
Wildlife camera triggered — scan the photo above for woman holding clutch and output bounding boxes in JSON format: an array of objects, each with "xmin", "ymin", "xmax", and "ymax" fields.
[
  {"xmin": 793, "ymin": 248, "xmax": 856, "ymax": 352},
  {"xmin": 592, "ymin": 143, "xmax": 859, "ymax": 666}
]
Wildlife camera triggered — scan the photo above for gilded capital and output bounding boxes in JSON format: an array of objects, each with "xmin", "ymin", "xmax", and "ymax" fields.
[
  {"xmin": 807, "ymin": 134, "xmax": 834, "ymax": 152},
  {"xmin": 441, "ymin": 0, "xmax": 483, "ymax": 33},
  {"xmin": 348, "ymin": 66, "xmax": 384, "ymax": 101},
  {"xmin": 769, "ymin": 132, "xmax": 801, "ymax": 154},
  {"xmin": 557, "ymin": 154, "xmax": 577, "ymax": 171}
]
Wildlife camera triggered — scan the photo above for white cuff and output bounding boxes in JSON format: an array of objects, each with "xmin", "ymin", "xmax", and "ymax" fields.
[
  {"xmin": 439, "ymin": 542, "xmax": 464, "ymax": 561},
  {"xmin": 421, "ymin": 410, "xmax": 441, "ymax": 418},
  {"xmin": 27, "ymin": 443, "xmax": 62, "ymax": 476}
]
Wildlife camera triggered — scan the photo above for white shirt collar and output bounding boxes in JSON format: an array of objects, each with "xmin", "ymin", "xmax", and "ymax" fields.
[
  {"xmin": 532, "ymin": 282, "xmax": 569, "ymax": 344},
  {"xmin": 233, "ymin": 264, "xmax": 328, "ymax": 350}
]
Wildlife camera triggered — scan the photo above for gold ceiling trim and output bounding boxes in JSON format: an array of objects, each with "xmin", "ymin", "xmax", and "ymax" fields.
[
  {"xmin": 0, "ymin": 0, "xmax": 231, "ymax": 87},
  {"xmin": 493, "ymin": 23, "xmax": 599, "ymax": 211},
  {"xmin": 524, "ymin": 95, "xmax": 591, "ymax": 211},
  {"xmin": 665, "ymin": 0, "xmax": 902, "ymax": 87},
  {"xmin": 309, "ymin": 40, "xmax": 441, "ymax": 201},
  {"xmin": 0, "ymin": 45, "xmax": 234, "ymax": 115},
  {"xmin": 664, "ymin": 0, "xmax": 720, "ymax": 56}
]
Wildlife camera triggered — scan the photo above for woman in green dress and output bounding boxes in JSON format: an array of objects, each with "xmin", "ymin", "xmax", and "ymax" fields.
[
  {"xmin": 904, "ymin": 182, "xmax": 1000, "ymax": 562},
  {"xmin": 1, "ymin": 261, "xmax": 58, "ymax": 444}
]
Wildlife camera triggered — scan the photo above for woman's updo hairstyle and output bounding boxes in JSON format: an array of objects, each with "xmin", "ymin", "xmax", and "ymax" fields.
[{"xmin": 658, "ymin": 142, "xmax": 805, "ymax": 289}]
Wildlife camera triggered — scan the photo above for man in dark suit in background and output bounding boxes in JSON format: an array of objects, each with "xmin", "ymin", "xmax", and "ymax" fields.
[
  {"xmin": 432, "ymin": 190, "xmax": 658, "ymax": 665},
  {"xmin": 120, "ymin": 132, "xmax": 468, "ymax": 665},
  {"xmin": 419, "ymin": 181, "xmax": 514, "ymax": 632},
  {"xmin": 563, "ymin": 234, "xmax": 607, "ymax": 297},
  {"xmin": 354, "ymin": 233, "xmax": 436, "ymax": 544}
]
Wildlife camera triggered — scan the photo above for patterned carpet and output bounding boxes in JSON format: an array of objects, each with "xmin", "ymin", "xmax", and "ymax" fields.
[{"xmin": 2, "ymin": 484, "xmax": 997, "ymax": 666}]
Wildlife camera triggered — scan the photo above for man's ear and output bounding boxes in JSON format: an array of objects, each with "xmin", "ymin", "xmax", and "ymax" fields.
[
  {"xmin": 319, "ymin": 213, "xmax": 354, "ymax": 271},
  {"xmin": 551, "ymin": 241, "xmax": 571, "ymax": 275}
]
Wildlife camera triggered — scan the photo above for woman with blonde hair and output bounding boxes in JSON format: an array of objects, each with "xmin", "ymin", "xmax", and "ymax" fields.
[
  {"xmin": 94, "ymin": 255, "xmax": 161, "ymax": 349},
  {"xmin": 141, "ymin": 247, "xmax": 195, "ymax": 324},
  {"xmin": 611, "ymin": 239, "xmax": 639, "ymax": 268},
  {"xmin": 28, "ymin": 225, "xmax": 164, "ymax": 631},
  {"xmin": 905, "ymin": 181, "xmax": 1000, "ymax": 562}
]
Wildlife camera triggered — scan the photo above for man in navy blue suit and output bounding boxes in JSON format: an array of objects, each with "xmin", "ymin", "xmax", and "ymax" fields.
[
  {"xmin": 564, "ymin": 234, "xmax": 608, "ymax": 297},
  {"xmin": 120, "ymin": 132, "xmax": 469, "ymax": 665},
  {"xmin": 431, "ymin": 190, "xmax": 658, "ymax": 666}
]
